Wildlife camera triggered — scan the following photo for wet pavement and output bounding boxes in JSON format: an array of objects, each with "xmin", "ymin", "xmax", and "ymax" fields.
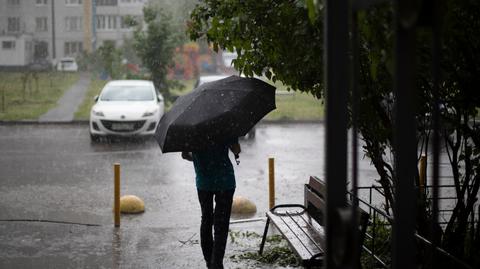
[
  {"xmin": 38, "ymin": 73, "xmax": 91, "ymax": 122},
  {"xmin": 0, "ymin": 122, "xmax": 380, "ymax": 268}
]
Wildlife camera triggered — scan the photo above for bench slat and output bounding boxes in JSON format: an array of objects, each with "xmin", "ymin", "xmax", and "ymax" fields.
[
  {"xmin": 309, "ymin": 176, "xmax": 326, "ymax": 198},
  {"xmin": 261, "ymin": 176, "xmax": 370, "ymax": 268},
  {"xmin": 305, "ymin": 187, "xmax": 325, "ymax": 211},
  {"xmin": 267, "ymin": 210, "xmax": 325, "ymax": 262}
]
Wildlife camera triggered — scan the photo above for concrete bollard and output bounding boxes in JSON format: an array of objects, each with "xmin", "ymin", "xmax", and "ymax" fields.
[
  {"xmin": 232, "ymin": 196, "xmax": 257, "ymax": 214},
  {"xmin": 120, "ymin": 195, "xmax": 145, "ymax": 214}
]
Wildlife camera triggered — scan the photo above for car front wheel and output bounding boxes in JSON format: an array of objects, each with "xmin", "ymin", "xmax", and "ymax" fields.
[{"xmin": 90, "ymin": 133, "xmax": 100, "ymax": 143}]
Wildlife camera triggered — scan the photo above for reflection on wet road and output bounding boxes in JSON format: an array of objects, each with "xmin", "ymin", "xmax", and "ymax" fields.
[{"xmin": 0, "ymin": 123, "xmax": 380, "ymax": 227}]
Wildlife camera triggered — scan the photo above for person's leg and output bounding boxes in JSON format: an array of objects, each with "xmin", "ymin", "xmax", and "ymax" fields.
[
  {"xmin": 197, "ymin": 189, "xmax": 214, "ymax": 268},
  {"xmin": 210, "ymin": 189, "xmax": 235, "ymax": 269}
]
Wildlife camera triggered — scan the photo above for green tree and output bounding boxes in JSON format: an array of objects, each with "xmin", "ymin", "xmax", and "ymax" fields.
[
  {"xmin": 188, "ymin": 0, "xmax": 480, "ymax": 267},
  {"xmin": 97, "ymin": 40, "xmax": 122, "ymax": 79},
  {"xmin": 188, "ymin": 0, "xmax": 324, "ymax": 96},
  {"xmin": 133, "ymin": 5, "xmax": 180, "ymax": 102},
  {"xmin": 150, "ymin": 0, "xmax": 199, "ymax": 39}
]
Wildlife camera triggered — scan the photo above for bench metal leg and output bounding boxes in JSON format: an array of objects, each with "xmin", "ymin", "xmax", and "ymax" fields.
[{"xmin": 258, "ymin": 217, "xmax": 270, "ymax": 255}]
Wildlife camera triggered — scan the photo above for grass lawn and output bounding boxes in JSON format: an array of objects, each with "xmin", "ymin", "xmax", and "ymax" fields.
[
  {"xmin": 266, "ymin": 91, "xmax": 324, "ymax": 121},
  {"xmin": 74, "ymin": 79, "xmax": 108, "ymax": 120},
  {"xmin": 266, "ymin": 81, "xmax": 324, "ymax": 121},
  {"xmin": 0, "ymin": 72, "xmax": 79, "ymax": 121}
]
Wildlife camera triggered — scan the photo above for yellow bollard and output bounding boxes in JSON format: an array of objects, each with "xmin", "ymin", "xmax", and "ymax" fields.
[
  {"xmin": 269, "ymin": 157, "xmax": 275, "ymax": 209},
  {"xmin": 114, "ymin": 163, "xmax": 120, "ymax": 227},
  {"xmin": 419, "ymin": 155, "xmax": 427, "ymax": 195}
]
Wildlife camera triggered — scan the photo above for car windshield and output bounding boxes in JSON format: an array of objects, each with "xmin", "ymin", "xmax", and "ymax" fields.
[{"xmin": 100, "ymin": 85, "xmax": 154, "ymax": 101}]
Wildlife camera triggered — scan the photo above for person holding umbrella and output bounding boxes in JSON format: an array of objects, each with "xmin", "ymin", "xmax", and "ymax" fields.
[
  {"xmin": 154, "ymin": 75, "xmax": 276, "ymax": 268},
  {"xmin": 181, "ymin": 138, "xmax": 240, "ymax": 269}
]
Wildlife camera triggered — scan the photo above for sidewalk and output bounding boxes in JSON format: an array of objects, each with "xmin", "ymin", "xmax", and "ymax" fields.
[
  {"xmin": 0, "ymin": 219, "xmax": 289, "ymax": 269},
  {"xmin": 38, "ymin": 73, "xmax": 91, "ymax": 122}
]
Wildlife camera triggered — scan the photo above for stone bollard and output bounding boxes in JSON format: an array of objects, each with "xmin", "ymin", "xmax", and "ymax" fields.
[
  {"xmin": 231, "ymin": 196, "xmax": 257, "ymax": 214},
  {"xmin": 120, "ymin": 195, "xmax": 145, "ymax": 214}
]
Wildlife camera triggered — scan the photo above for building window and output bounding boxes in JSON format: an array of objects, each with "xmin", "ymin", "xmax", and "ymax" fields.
[
  {"xmin": 36, "ymin": 0, "xmax": 47, "ymax": 5},
  {"xmin": 7, "ymin": 17, "xmax": 21, "ymax": 32},
  {"xmin": 96, "ymin": 15, "xmax": 105, "ymax": 30},
  {"xmin": 108, "ymin": 15, "xmax": 117, "ymax": 29},
  {"xmin": 7, "ymin": 0, "xmax": 20, "ymax": 5},
  {"xmin": 65, "ymin": 0, "xmax": 82, "ymax": 5},
  {"xmin": 97, "ymin": 0, "xmax": 117, "ymax": 6},
  {"xmin": 2, "ymin": 41, "xmax": 16, "ymax": 50},
  {"xmin": 119, "ymin": 0, "xmax": 145, "ymax": 4},
  {"xmin": 96, "ymin": 15, "xmax": 117, "ymax": 30},
  {"xmin": 64, "ymin": 41, "xmax": 83, "ymax": 56},
  {"xmin": 65, "ymin": 16, "xmax": 83, "ymax": 32},
  {"xmin": 34, "ymin": 41, "xmax": 49, "ymax": 58},
  {"xmin": 36, "ymin": 17, "xmax": 48, "ymax": 31}
]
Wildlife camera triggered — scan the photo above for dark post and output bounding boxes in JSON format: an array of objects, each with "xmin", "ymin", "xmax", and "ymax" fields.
[
  {"xmin": 92, "ymin": 0, "xmax": 97, "ymax": 51},
  {"xmin": 325, "ymin": 0, "xmax": 350, "ymax": 268},
  {"xmin": 392, "ymin": 1, "xmax": 417, "ymax": 268},
  {"xmin": 431, "ymin": 0, "xmax": 442, "ymax": 266},
  {"xmin": 50, "ymin": 0, "xmax": 56, "ymax": 60},
  {"xmin": 351, "ymin": 10, "xmax": 360, "ymax": 269}
]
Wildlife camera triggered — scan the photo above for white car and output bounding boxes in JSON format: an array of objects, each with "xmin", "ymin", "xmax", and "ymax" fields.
[
  {"xmin": 57, "ymin": 57, "xmax": 78, "ymax": 72},
  {"xmin": 194, "ymin": 74, "xmax": 233, "ymax": 88},
  {"xmin": 89, "ymin": 80, "xmax": 165, "ymax": 141}
]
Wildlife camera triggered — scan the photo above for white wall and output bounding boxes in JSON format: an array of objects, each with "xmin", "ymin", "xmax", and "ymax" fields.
[{"xmin": 0, "ymin": 35, "xmax": 30, "ymax": 66}]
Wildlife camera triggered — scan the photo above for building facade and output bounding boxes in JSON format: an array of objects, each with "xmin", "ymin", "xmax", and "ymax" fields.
[{"xmin": 0, "ymin": 0, "xmax": 147, "ymax": 67}]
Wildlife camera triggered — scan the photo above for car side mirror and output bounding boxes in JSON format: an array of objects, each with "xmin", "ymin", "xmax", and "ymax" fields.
[
  {"xmin": 94, "ymin": 95, "xmax": 99, "ymax": 102},
  {"xmin": 157, "ymin": 94, "xmax": 163, "ymax": 102}
]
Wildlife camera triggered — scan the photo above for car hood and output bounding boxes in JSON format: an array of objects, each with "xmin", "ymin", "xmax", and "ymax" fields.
[{"xmin": 93, "ymin": 101, "xmax": 158, "ymax": 119}]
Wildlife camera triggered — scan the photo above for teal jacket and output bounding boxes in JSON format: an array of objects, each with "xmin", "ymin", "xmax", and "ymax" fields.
[{"xmin": 192, "ymin": 140, "xmax": 237, "ymax": 191}]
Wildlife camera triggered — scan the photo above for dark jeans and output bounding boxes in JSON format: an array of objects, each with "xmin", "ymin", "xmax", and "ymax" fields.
[{"xmin": 197, "ymin": 189, "xmax": 235, "ymax": 269}]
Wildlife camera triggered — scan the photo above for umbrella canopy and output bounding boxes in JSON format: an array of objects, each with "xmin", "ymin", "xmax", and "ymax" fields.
[{"xmin": 155, "ymin": 75, "xmax": 276, "ymax": 153}]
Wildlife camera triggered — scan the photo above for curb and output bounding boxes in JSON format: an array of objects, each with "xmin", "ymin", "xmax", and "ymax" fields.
[
  {"xmin": 0, "ymin": 119, "xmax": 324, "ymax": 126},
  {"xmin": 0, "ymin": 120, "xmax": 89, "ymax": 125}
]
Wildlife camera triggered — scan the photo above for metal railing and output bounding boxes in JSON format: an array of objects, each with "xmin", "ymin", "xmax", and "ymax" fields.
[
  {"xmin": 349, "ymin": 187, "xmax": 477, "ymax": 269},
  {"xmin": 355, "ymin": 184, "xmax": 480, "ymax": 225}
]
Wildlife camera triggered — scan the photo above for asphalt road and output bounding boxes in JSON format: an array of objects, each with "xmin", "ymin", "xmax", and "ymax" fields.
[{"xmin": 0, "ymin": 122, "xmax": 380, "ymax": 268}]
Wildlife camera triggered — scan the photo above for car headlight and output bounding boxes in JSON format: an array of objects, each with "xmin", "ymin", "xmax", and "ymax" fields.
[
  {"xmin": 142, "ymin": 109, "xmax": 158, "ymax": 117},
  {"xmin": 92, "ymin": 109, "xmax": 104, "ymax": 117}
]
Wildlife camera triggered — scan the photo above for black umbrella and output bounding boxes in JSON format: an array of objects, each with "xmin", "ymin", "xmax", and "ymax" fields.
[{"xmin": 155, "ymin": 75, "xmax": 276, "ymax": 153}]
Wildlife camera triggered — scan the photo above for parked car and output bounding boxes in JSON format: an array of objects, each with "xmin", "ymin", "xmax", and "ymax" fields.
[
  {"xmin": 195, "ymin": 74, "xmax": 256, "ymax": 139},
  {"xmin": 29, "ymin": 58, "xmax": 52, "ymax": 72},
  {"xmin": 194, "ymin": 74, "xmax": 234, "ymax": 88},
  {"xmin": 89, "ymin": 80, "xmax": 165, "ymax": 141},
  {"xmin": 57, "ymin": 57, "xmax": 78, "ymax": 72}
]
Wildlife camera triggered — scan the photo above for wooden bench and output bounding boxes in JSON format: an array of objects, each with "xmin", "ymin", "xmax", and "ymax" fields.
[{"xmin": 258, "ymin": 176, "xmax": 369, "ymax": 268}]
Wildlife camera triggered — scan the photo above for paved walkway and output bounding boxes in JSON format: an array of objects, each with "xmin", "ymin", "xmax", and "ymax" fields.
[
  {"xmin": 0, "ymin": 219, "xmax": 282, "ymax": 268},
  {"xmin": 38, "ymin": 72, "xmax": 91, "ymax": 122}
]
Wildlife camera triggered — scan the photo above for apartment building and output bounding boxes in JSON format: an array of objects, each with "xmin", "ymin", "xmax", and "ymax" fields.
[{"xmin": 0, "ymin": 0, "xmax": 147, "ymax": 68}]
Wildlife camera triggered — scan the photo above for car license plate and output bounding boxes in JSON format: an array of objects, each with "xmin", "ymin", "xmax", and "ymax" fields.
[{"xmin": 111, "ymin": 123, "xmax": 134, "ymax": 131}]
